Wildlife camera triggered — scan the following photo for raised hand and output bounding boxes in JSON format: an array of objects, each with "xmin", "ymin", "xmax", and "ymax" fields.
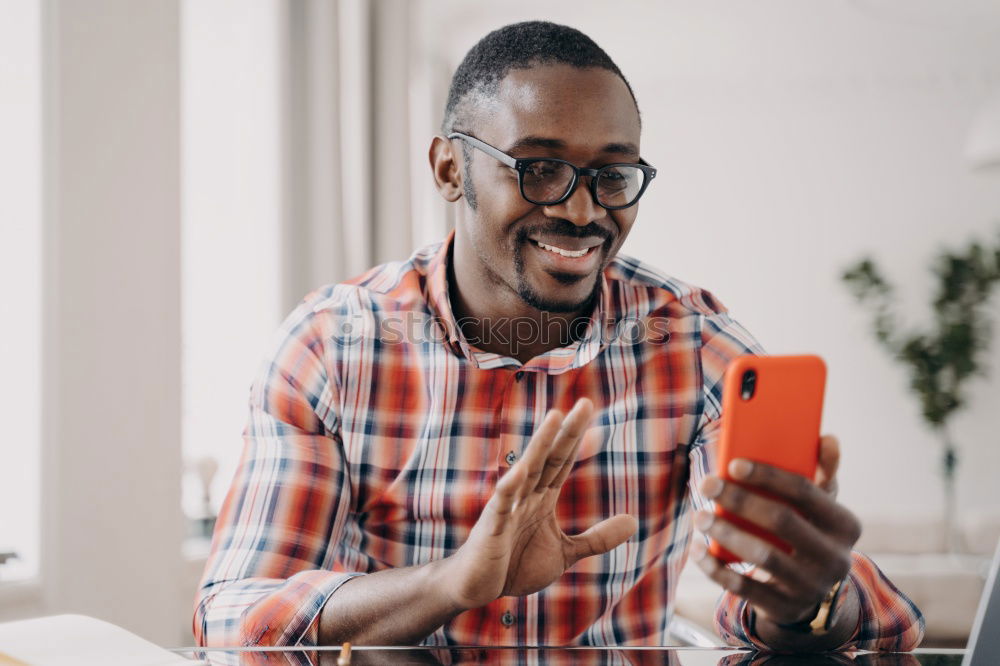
[{"xmin": 442, "ymin": 397, "xmax": 639, "ymax": 611}]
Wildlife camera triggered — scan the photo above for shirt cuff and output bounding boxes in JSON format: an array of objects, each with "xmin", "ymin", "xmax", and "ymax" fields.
[
  {"xmin": 243, "ymin": 570, "xmax": 366, "ymax": 647},
  {"xmin": 721, "ymin": 577, "xmax": 861, "ymax": 651}
]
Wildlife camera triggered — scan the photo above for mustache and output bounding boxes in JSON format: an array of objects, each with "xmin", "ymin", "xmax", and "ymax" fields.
[{"xmin": 516, "ymin": 220, "xmax": 613, "ymax": 243}]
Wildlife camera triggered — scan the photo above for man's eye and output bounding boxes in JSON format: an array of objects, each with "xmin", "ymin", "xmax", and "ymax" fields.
[
  {"xmin": 598, "ymin": 168, "xmax": 631, "ymax": 192},
  {"xmin": 523, "ymin": 161, "xmax": 564, "ymax": 179}
]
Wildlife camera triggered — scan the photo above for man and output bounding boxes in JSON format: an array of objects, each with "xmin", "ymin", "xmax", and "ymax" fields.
[{"xmin": 194, "ymin": 21, "xmax": 923, "ymax": 652}]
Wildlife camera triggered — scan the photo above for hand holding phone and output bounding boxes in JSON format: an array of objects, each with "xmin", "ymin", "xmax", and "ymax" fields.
[
  {"xmin": 708, "ymin": 354, "xmax": 826, "ymax": 564},
  {"xmin": 691, "ymin": 354, "xmax": 866, "ymax": 640}
]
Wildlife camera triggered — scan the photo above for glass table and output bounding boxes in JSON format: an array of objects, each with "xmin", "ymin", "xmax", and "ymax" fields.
[{"xmin": 170, "ymin": 646, "xmax": 966, "ymax": 665}]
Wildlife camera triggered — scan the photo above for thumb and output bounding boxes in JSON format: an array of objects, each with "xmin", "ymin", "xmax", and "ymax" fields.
[
  {"xmin": 815, "ymin": 434, "xmax": 840, "ymax": 497},
  {"xmin": 566, "ymin": 514, "xmax": 638, "ymax": 565}
]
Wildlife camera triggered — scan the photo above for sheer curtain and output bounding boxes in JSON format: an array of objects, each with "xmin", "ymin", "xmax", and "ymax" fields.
[
  {"xmin": 182, "ymin": 0, "xmax": 445, "ymax": 540},
  {"xmin": 282, "ymin": 0, "xmax": 441, "ymax": 311}
]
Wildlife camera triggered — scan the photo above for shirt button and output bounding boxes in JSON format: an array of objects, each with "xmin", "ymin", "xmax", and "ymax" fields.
[
  {"xmin": 501, "ymin": 610, "xmax": 516, "ymax": 627},
  {"xmin": 514, "ymin": 371, "xmax": 525, "ymax": 381},
  {"xmin": 504, "ymin": 451, "xmax": 517, "ymax": 466}
]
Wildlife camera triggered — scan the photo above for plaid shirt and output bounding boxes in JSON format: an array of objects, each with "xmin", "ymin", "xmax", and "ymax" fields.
[{"xmin": 193, "ymin": 231, "xmax": 924, "ymax": 649}]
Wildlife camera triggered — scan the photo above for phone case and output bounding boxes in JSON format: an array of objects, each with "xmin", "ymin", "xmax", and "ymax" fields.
[{"xmin": 709, "ymin": 354, "xmax": 826, "ymax": 564}]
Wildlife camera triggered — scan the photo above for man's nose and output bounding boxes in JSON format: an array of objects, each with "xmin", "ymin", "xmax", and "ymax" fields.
[{"xmin": 543, "ymin": 177, "xmax": 606, "ymax": 227}]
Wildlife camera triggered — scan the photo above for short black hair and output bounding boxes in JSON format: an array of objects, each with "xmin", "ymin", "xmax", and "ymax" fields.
[{"xmin": 441, "ymin": 21, "xmax": 640, "ymax": 135}]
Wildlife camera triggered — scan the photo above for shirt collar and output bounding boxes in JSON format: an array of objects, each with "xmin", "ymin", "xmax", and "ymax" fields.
[{"xmin": 423, "ymin": 230, "xmax": 615, "ymax": 373}]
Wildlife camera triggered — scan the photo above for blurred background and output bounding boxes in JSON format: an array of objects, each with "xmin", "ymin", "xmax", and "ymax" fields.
[{"xmin": 2, "ymin": 0, "xmax": 999, "ymax": 650}]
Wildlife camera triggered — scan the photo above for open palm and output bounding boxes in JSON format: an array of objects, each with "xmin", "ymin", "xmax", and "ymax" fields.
[{"xmin": 444, "ymin": 398, "xmax": 639, "ymax": 611}]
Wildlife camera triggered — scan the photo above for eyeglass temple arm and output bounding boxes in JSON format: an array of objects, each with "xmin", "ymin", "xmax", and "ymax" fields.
[
  {"xmin": 451, "ymin": 132, "xmax": 656, "ymax": 179},
  {"xmin": 447, "ymin": 132, "xmax": 517, "ymax": 169}
]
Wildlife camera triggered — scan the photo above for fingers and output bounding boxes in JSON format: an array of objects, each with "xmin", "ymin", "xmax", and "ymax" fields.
[
  {"xmin": 814, "ymin": 434, "xmax": 840, "ymax": 497},
  {"xmin": 701, "ymin": 475, "xmax": 840, "ymax": 562},
  {"xmin": 535, "ymin": 398, "xmax": 593, "ymax": 491},
  {"xmin": 689, "ymin": 539, "xmax": 819, "ymax": 626},
  {"xmin": 566, "ymin": 513, "xmax": 638, "ymax": 564},
  {"xmin": 725, "ymin": 458, "xmax": 861, "ymax": 545},
  {"xmin": 485, "ymin": 462, "xmax": 526, "ymax": 535},
  {"xmin": 694, "ymin": 509, "xmax": 838, "ymax": 600},
  {"xmin": 550, "ymin": 428, "xmax": 598, "ymax": 490},
  {"xmin": 515, "ymin": 409, "xmax": 565, "ymax": 499}
]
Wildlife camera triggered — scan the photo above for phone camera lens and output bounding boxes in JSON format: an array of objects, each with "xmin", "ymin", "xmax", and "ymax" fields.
[{"xmin": 740, "ymin": 370, "xmax": 757, "ymax": 400}]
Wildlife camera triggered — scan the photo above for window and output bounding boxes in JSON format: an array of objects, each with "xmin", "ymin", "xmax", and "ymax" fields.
[{"xmin": 0, "ymin": 0, "xmax": 42, "ymax": 584}]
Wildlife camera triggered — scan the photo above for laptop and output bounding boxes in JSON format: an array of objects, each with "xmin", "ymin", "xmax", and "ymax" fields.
[{"xmin": 964, "ymin": 537, "xmax": 1000, "ymax": 665}]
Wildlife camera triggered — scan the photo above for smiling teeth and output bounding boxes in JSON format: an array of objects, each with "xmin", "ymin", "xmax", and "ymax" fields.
[{"xmin": 536, "ymin": 241, "xmax": 589, "ymax": 258}]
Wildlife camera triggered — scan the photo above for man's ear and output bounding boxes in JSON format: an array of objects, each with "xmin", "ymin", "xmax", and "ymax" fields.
[{"xmin": 429, "ymin": 135, "xmax": 464, "ymax": 203}]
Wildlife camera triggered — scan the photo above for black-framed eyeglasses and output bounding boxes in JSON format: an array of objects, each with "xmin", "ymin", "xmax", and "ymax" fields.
[{"xmin": 447, "ymin": 132, "xmax": 657, "ymax": 211}]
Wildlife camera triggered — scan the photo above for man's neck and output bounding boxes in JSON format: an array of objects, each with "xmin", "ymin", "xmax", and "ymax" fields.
[{"xmin": 446, "ymin": 252, "xmax": 595, "ymax": 365}]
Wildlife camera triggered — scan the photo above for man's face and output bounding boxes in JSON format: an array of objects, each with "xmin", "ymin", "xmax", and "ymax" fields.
[{"xmin": 454, "ymin": 64, "xmax": 643, "ymax": 314}]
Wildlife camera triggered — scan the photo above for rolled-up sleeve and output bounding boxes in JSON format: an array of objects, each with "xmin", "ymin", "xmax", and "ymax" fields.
[
  {"xmin": 193, "ymin": 295, "xmax": 363, "ymax": 647},
  {"xmin": 714, "ymin": 551, "xmax": 925, "ymax": 651}
]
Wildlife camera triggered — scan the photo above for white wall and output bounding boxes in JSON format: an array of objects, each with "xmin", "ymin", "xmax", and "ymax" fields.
[
  {"xmin": 51, "ymin": 0, "xmax": 183, "ymax": 643},
  {"xmin": 411, "ymin": 0, "xmax": 1000, "ymax": 522}
]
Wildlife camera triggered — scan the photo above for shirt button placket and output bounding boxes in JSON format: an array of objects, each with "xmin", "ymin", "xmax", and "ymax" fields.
[{"xmin": 498, "ymin": 369, "xmax": 525, "ymax": 470}]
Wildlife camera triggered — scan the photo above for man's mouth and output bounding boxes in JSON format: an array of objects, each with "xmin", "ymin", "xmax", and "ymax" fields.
[
  {"xmin": 533, "ymin": 240, "xmax": 595, "ymax": 258},
  {"xmin": 522, "ymin": 235, "xmax": 607, "ymax": 277}
]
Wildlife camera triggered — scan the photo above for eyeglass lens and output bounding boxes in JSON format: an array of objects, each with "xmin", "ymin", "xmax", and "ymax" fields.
[{"xmin": 521, "ymin": 160, "xmax": 647, "ymax": 207}]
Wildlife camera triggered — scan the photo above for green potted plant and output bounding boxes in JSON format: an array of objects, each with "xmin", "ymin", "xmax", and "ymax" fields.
[{"xmin": 841, "ymin": 232, "xmax": 1000, "ymax": 553}]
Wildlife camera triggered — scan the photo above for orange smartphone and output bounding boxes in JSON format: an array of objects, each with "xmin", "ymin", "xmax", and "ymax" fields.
[{"xmin": 709, "ymin": 354, "xmax": 827, "ymax": 564}]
